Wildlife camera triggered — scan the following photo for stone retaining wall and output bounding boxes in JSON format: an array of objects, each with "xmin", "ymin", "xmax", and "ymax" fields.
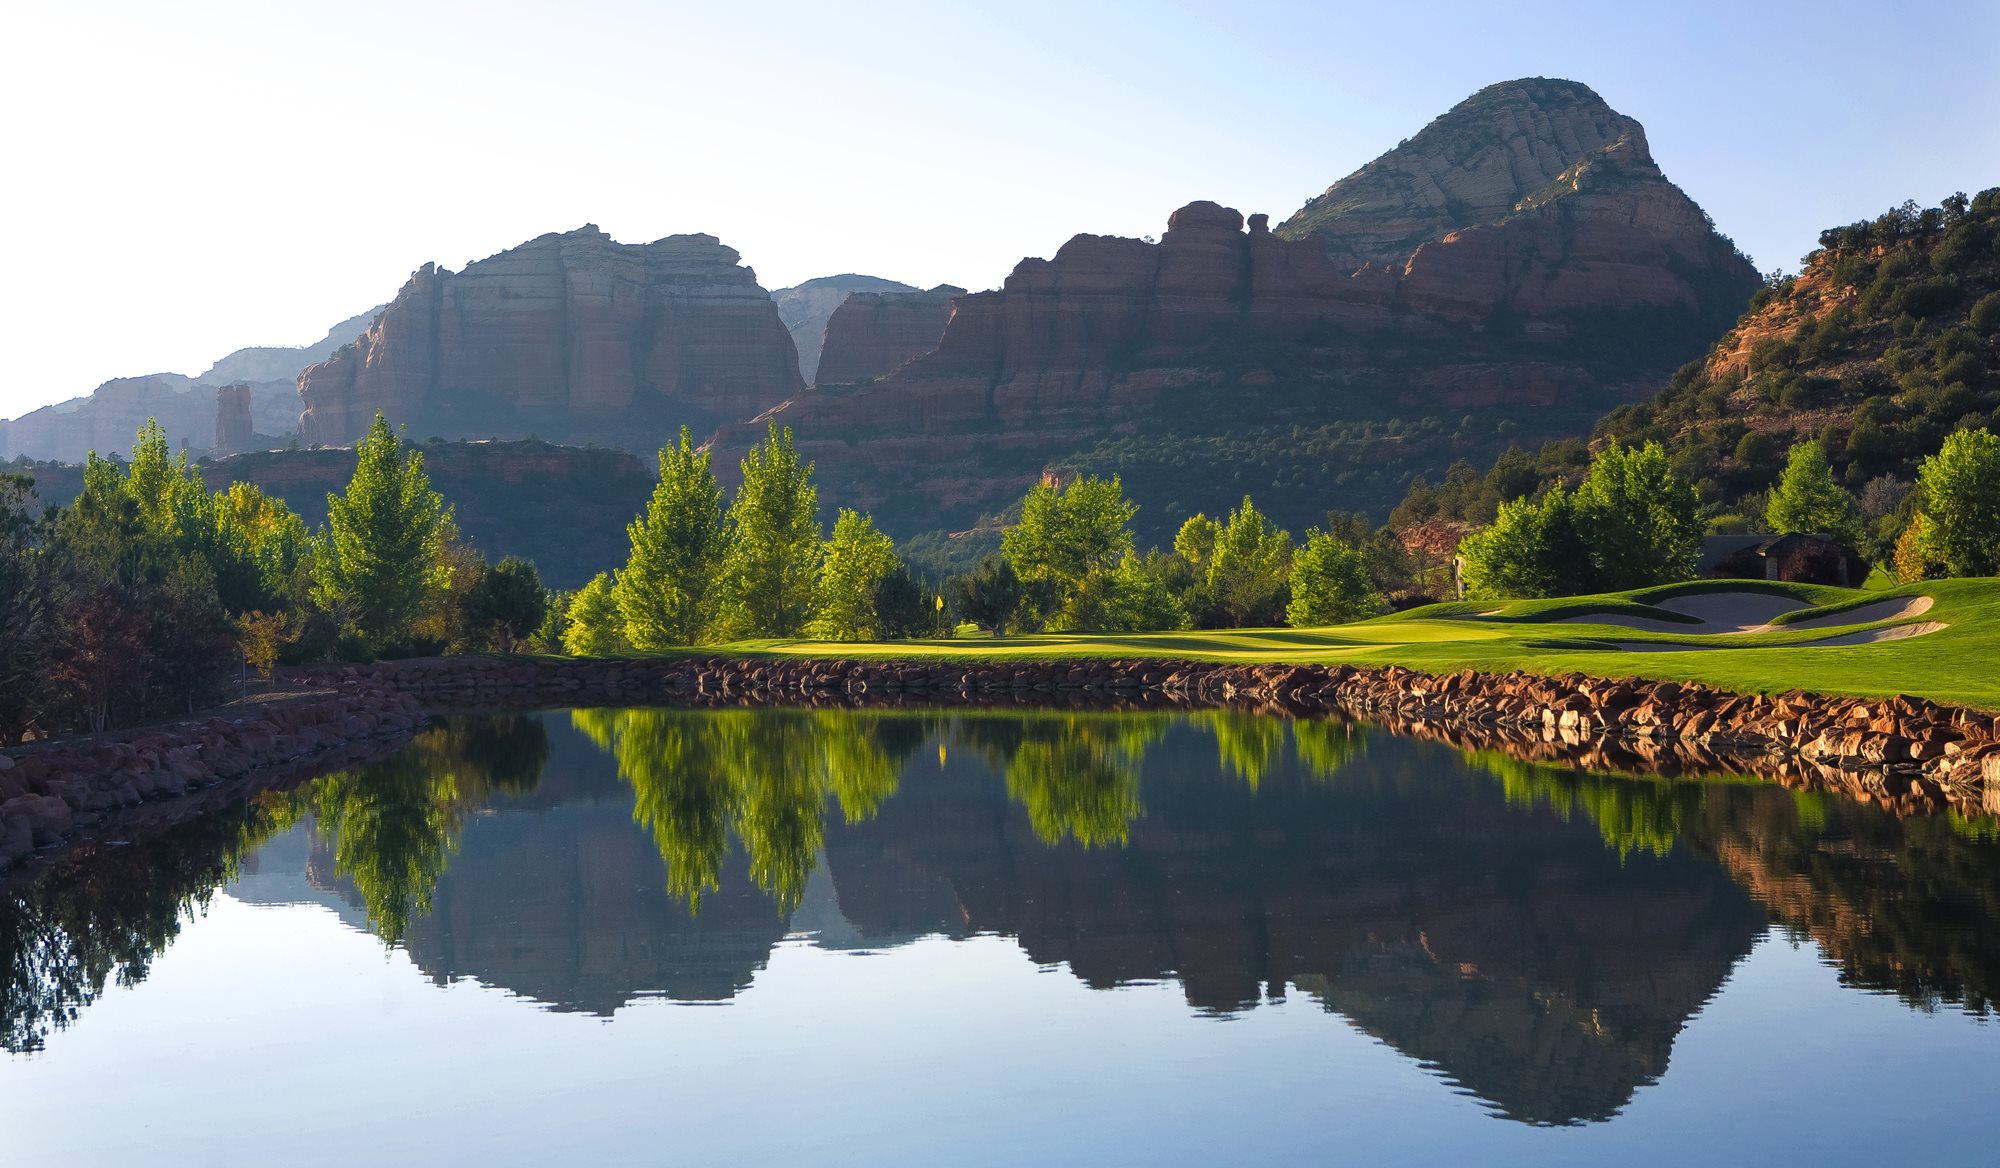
[{"xmin": 5, "ymin": 654, "xmax": 1997, "ymax": 874}]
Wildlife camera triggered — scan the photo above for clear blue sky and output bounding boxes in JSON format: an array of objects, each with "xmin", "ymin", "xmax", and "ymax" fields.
[{"xmin": 3, "ymin": 0, "xmax": 1994, "ymax": 418}]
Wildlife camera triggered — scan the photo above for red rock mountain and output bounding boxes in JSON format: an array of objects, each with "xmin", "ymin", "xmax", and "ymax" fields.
[
  {"xmin": 813, "ymin": 284, "xmax": 964, "ymax": 385},
  {"xmin": 723, "ymin": 78, "xmax": 1758, "ymax": 539},
  {"xmin": 771, "ymin": 274, "xmax": 922, "ymax": 383},
  {"xmin": 297, "ymin": 226, "xmax": 803, "ymax": 449}
]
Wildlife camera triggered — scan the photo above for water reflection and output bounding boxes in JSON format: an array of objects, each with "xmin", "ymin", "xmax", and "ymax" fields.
[{"xmin": 5, "ymin": 708, "xmax": 2000, "ymax": 1127}]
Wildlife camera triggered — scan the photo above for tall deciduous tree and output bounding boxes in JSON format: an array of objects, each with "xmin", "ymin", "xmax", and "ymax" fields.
[
  {"xmin": 953, "ymin": 555, "xmax": 1022, "ymax": 637},
  {"xmin": 1205, "ymin": 496, "xmax": 1293, "ymax": 626},
  {"xmin": 1571, "ymin": 440, "xmax": 1702, "ymax": 591},
  {"xmin": 717, "ymin": 423, "xmax": 822, "ymax": 638},
  {"xmin": 616, "ymin": 427, "xmax": 729, "ymax": 647},
  {"xmin": 316, "ymin": 413, "xmax": 451, "ymax": 648},
  {"xmin": 808, "ymin": 509, "xmax": 897, "ymax": 640},
  {"xmin": 1458, "ymin": 491, "xmax": 1590, "ymax": 600},
  {"xmin": 1766, "ymin": 439, "xmax": 1864, "ymax": 544},
  {"xmin": 1916, "ymin": 427, "xmax": 2000, "ymax": 576},
  {"xmin": 1287, "ymin": 530, "xmax": 1380, "ymax": 626},
  {"xmin": 563, "ymin": 572, "xmax": 628, "ymax": 656},
  {"xmin": 1001, "ymin": 474, "xmax": 1136, "ymax": 630}
]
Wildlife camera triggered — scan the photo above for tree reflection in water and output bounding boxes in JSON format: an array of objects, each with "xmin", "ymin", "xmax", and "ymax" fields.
[
  {"xmin": 12, "ymin": 705, "xmax": 2000, "ymax": 1073},
  {"xmin": 0, "ymin": 793, "xmax": 299, "ymax": 1052},
  {"xmin": 572, "ymin": 709, "xmax": 929, "ymax": 912}
]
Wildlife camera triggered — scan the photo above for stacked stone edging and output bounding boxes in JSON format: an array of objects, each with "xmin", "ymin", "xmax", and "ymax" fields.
[
  {"xmin": 0, "ymin": 683, "xmax": 427, "ymax": 873},
  {"xmin": 7, "ymin": 653, "xmax": 1998, "ymax": 874}
]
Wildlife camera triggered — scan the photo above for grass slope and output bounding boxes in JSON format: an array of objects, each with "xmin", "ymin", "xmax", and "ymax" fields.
[{"xmin": 717, "ymin": 578, "xmax": 2000, "ymax": 711}]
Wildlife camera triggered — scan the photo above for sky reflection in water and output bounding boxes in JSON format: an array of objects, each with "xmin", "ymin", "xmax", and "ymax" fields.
[{"xmin": 4, "ymin": 708, "xmax": 1999, "ymax": 1166}]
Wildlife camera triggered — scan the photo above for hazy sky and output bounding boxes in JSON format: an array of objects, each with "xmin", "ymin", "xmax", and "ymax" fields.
[{"xmin": 4, "ymin": 0, "xmax": 1995, "ymax": 420}]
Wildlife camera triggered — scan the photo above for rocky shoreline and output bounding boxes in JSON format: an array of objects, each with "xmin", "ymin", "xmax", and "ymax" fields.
[{"xmin": 4, "ymin": 654, "xmax": 1997, "ymax": 874}]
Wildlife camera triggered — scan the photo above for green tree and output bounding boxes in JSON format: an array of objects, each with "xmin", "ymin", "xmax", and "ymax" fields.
[
  {"xmin": 807, "ymin": 509, "xmax": 897, "ymax": 640},
  {"xmin": 1571, "ymin": 440, "xmax": 1701, "ymax": 590},
  {"xmin": 315, "ymin": 413, "xmax": 451, "ymax": 648},
  {"xmin": 614, "ymin": 427, "xmax": 728, "ymax": 648},
  {"xmin": 1101, "ymin": 552, "xmax": 1188, "ymax": 632},
  {"xmin": 1459, "ymin": 490, "xmax": 1587, "ymax": 600},
  {"xmin": 123, "ymin": 418, "xmax": 202, "ymax": 532},
  {"xmin": 1286, "ymin": 529, "xmax": 1380, "ymax": 626},
  {"xmin": 458, "ymin": 557, "xmax": 548, "ymax": 652},
  {"xmin": 716, "ymin": 423, "xmax": 821, "ymax": 638},
  {"xmin": 873, "ymin": 567, "xmax": 946, "ymax": 639},
  {"xmin": 952, "ymin": 555, "xmax": 1022, "ymax": 636},
  {"xmin": 1205, "ymin": 496, "xmax": 1293, "ymax": 626},
  {"xmin": 1766, "ymin": 440, "xmax": 1864, "ymax": 543},
  {"xmin": 1001, "ymin": 474, "xmax": 1136, "ymax": 630},
  {"xmin": 1173, "ymin": 513, "xmax": 1218, "ymax": 566},
  {"xmin": 1916, "ymin": 428, "xmax": 2000, "ymax": 576},
  {"xmin": 562, "ymin": 572, "xmax": 628, "ymax": 656}
]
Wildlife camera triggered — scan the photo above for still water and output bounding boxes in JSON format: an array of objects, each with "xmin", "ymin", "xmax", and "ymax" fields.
[{"xmin": 5, "ymin": 708, "xmax": 2000, "ymax": 1166}]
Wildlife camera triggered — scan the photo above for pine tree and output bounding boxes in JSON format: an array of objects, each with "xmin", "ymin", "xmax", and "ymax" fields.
[
  {"xmin": 316, "ymin": 413, "xmax": 450, "ymax": 648},
  {"xmin": 716, "ymin": 423, "xmax": 822, "ymax": 637},
  {"xmin": 615, "ymin": 427, "xmax": 729, "ymax": 647}
]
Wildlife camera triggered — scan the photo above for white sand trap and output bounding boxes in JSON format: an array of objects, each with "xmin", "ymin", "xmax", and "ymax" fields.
[
  {"xmin": 1778, "ymin": 595, "xmax": 1935, "ymax": 631},
  {"xmin": 1610, "ymin": 620, "xmax": 1947, "ymax": 652},
  {"xmin": 1793, "ymin": 620, "xmax": 1947, "ymax": 647},
  {"xmin": 1557, "ymin": 590, "xmax": 1807, "ymax": 633},
  {"xmin": 1654, "ymin": 591, "xmax": 1809, "ymax": 630}
]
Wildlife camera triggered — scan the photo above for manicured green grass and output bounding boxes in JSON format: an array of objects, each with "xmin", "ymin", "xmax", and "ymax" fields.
[{"xmin": 714, "ymin": 578, "xmax": 2000, "ymax": 711}]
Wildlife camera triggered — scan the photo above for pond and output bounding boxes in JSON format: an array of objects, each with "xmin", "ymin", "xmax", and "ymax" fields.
[{"xmin": 4, "ymin": 708, "xmax": 1999, "ymax": 1165}]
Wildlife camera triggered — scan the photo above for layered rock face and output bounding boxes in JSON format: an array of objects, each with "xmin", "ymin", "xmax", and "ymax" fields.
[
  {"xmin": 725, "ymin": 78, "xmax": 1758, "ymax": 537},
  {"xmin": 0, "ymin": 375, "xmax": 210, "ymax": 462},
  {"xmin": 813, "ymin": 284, "xmax": 964, "ymax": 384},
  {"xmin": 0, "ymin": 305, "xmax": 378, "ymax": 463},
  {"xmin": 214, "ymin": 383, "xmax": 253, "ymax": 451},
  {"xmin": 771, "ymin": 274, "xmax": 921, "ymax": 383},
  {"xmin": 297, "ymin": 227, "xmax": 804, "ymax": 450},
  {"xmin": 200, "ymin": 306, "xmax": 381, "ymax": 385},
  {"xmin": 1280, "ymin": 77, "xmax": 1755, "ymax": 321}
]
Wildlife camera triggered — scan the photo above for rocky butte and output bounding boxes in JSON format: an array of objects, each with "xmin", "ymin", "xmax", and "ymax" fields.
[
  {"xmin": 771, "ymin": 274, "xmax": 923, "ymax": 383},
  {"xmin": 297, "ymin": 226, "xmax": 804, "ymax": 451},
  {"xmin": 722, "ymin": 77, "xmax": 1760, "ymax": 540},
  {"xmin": 0, "ymin": 307, "xmax": 378, "ymax": 463},
  {"xmin": 813, "ymin": 284, "xmax": 965, "ymax": 385}
]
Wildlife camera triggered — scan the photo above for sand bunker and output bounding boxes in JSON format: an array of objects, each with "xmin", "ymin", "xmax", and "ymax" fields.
[
  {"xmin": 1776, "ymin": 594, "xmax": 1935, "ymax": 631},
  {"xmin": 1610, "ymin": 620, "xmax": 1947, "ymax": 652},
  {"xmin": 1558, "ymin": 590, "xmax": 1807, "ymax": 633},
  {"xmin": 1559, "ymin": 591, "xmax": 1939, "ymax": 637}
]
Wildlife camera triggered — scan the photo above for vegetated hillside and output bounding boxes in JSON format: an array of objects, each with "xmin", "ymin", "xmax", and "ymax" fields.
[
  {"xmin": 15, "ymin": 441, "xmax": 654, "ymax": 590},
  {"xmin": 1599, "ymin": 188, "xmax": 2000, "ymax": 510},
  {"xmin": 726, "ymin": 78, "xmax": 1757, "ymax": 548},
  {"xmin": 222, "ymin": 441, "xmax": 654, "ymax": 589}
]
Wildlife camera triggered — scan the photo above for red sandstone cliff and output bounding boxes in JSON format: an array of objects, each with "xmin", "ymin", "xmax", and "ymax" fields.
[
  {"xmin": 298, "ymin": 226, "xmax": 804, "ymax": 450},
  {"xmin": 771, "ymin": 274, "xmax": 922, "ymax": 383},
  {"xmin": 813, "ymin": 284, "xmax": 964, "ymax": 385},
  {"xmin": 720, "ymin": 78, "xmax": 1758, "ymax": 537}
]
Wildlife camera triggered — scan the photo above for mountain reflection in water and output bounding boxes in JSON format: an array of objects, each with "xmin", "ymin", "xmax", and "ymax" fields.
[{"xmin": 7, "ymin": 708, "xmax": 2000, "ymax": 1126}]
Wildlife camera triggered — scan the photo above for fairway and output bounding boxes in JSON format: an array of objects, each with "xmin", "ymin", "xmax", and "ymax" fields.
[{"xmin": 740, "ymin": 578, "xmax": 2000, "ymax": 711}]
